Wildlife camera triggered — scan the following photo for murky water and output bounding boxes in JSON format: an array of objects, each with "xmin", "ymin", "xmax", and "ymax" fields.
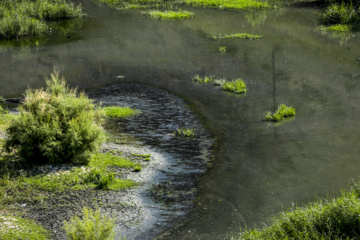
[{"xmin": 2, "ymin": 2, "xmax": 360, "ymax": 239}]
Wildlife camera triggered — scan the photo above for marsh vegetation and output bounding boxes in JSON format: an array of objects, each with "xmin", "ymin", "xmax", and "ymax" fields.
[
  {"xmin": 265, "ymin": 104, "xmax": 295, "ymax": 122},
  {"xmin": 141, "ymin": 10, "xmax": 195, "ymax": 20}
]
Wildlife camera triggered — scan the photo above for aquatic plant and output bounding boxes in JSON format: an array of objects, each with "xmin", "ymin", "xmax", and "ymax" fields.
[
  {"xmin": 133, "ymin": 166, "xmax": 142, "ymax": 172},
  {"xmin": 265, "ymin": 104, "xmax": 295, "ymax": 122},
  {"xmin": 237, "ymin": 190, "xmax": 360, "ymax": 240},
  {"xmin": 183, "ymin": 0, "xmax": 270, "ymax": 10},
  {"xmin": 4, "ymin": 70, "xmax": 106, "ymax": 165},
  {"xmin": 64, "ymin": 207, "xmax": 116, "ymax": 240},
  {"xmin": 322, "ymin": 2, "xmax": 360, "ymax": 26},
  {"xmin": 219, "ymin": 46, "xmax": 226, "ymax": 52},
  {"xmin": 213, "ymin": 78, "xmax": 226, "ymax": 86},
  {"xmin": 103, "ymin": 106, "xmax": 140, "ymax": 118},
  {"xmin": 192, "ymin": 75, "xmax": 214, "ymax": 83},
  {"xmin": 141, "ymin": 10, "xmax": 195, "ymax": 20},
  {"xmin": 0, "ymin": 0, "xmax": 84, "ymax": 39},
  {"xmin": 211, "ymin": 33, "xmax": 262, "ymax": 40},
  {"xmin": 175, "ymin": 128, "xmax": 195, "ymax": 137},
  {"xmin": 222, "ymin": 79, "xmax": 247, "ymax": 94}
]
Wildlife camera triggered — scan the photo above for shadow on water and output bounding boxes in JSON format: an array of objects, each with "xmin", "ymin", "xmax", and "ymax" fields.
[{"xmin": 2, "ymin": 1, "xmax": 360, "ymax": 239}]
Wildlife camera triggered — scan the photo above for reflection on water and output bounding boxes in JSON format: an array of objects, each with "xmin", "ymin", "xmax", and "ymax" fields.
[{"xmin": 1, "ymin": 2, "xmax": 360, "ymax": 239}]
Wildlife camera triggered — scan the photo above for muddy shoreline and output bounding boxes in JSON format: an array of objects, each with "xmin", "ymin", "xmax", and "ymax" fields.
[{"xmin": 2, "ymin": 83, "xmax": 214, "ymax": 239}]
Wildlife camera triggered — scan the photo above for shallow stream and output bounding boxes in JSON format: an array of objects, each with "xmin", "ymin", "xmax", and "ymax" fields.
[{"xmin": 2, "ymin": 2, "xmax": 360, "ymax": 239}]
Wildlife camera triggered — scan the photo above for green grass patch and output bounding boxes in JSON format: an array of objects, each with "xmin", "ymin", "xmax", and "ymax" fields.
[
  {"xmin": 222, "ymin": 79, "xmax": 247, "ymax": 94},
  {"xmin": 265, "ymin": 104, "xmax": 295, "ymax": 122},
  {"xmin": 211, "ymin": 33, "xmax": 262, "ymax": 40},
  {"xmin": 104, "ymin": 106, "xmax": 140, "ymax": 118},
  {"xmin": 319, "ymin": 24, "xmax": 352, "ymax": 33},
  {"xmin": 142, "ymin": 10, "xmax": 195, "ymax": 20},
  {"xmin": 64, "ymin": 207, "xmax": 116, "ymax": 240},
  {"xmin": 0, "ymin": 112, "xmax": 18, "ymax": 132},
  {"xmin": 219, "ymin": 46, "xmax": 226, "ymax": 53},
  {"xmin": 0, "ymin": 215, "xmax": 50, "ymax": 240},
  {"xmin": 0, "ymin": 152, "xmax": 141, "ymax": 206},
  {"xmin": 237, "ymin": 190, "xmax": 360, "ymax": 240},
  {"xmin": 183, "ymin": 0, "xmax": 270, "ymax": 10},
  {"xmin": 0, "ymin": 0, "xmax": 84, "ymax": 39},
  {"xmin": 192, "ymin": 75, "xmax": 214, "ymax": 84},
  {"xmin": 174, "ymin": 128, "xmax": 195, "ymax": 137}
]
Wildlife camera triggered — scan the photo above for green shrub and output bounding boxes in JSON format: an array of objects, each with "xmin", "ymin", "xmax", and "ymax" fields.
[
  {"xmin": 64, "ymin": 207, "xmax": 116, "ymax": 240},
  {"xmin": 265, "ymin": 104, "xmax": 295, "ymax": 122},
  {"xmin": 222, "ymin": 79, "xmax": 247, "ymax": 93},
  {"xmin": 4, "ymin": 71, "xmax": 105, "ymax": 164},
  {"xmin": 175, "ymin": 128, "xmax": 195, "ymax": 137}
]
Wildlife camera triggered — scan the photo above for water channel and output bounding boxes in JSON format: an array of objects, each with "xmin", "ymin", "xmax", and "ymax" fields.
[{"xmin": 1, "ymin": 2, "xmax": 360, "ymax": 239}]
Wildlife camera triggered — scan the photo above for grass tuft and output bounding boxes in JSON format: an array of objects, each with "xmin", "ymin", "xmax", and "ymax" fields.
[
  {"xmin": 103, "ymin": 106, "xmax": 140, "ymax": 118},
  {"xmin": 64, "ymin": 207, "xmax": 116, "ymax": 240},
  {"xmin": 211, "ymin": 33, "xmax": 262, "ymax": 40},
  {"xmin": 322, "ymin": 2, "xmax": 360, "ymax": 26},
  {"xmin": 222, "ymin": 79, "xmax": 247, "ymax": 94},
  {"xmin": 219, "ymin": 46, "xmax": 226, "ymax": 52},
  {"xmin": 0, "ymin": 0, "xmax": 84, "ymax": 39},
  {"xmin": 174, "ymin": 128, "xmax": 195, "ymax": 137},
  {"xmin": 265, "ymin": 104, "xmax": 295, "ymax": 122},
  {"xmin": 142, "ymin": 10, "xmax": 195, "ymax": 20}
]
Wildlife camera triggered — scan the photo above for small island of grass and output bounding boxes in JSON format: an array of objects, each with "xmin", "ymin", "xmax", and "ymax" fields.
[
  {"xmin": 141, "ymin": 10, "xmax": 195, "ymax": 20},
  {"xmin": 222, "ymin": 79, "xmax": 247, "ymax": 94},
  {"xmin": 211, "ymin": 33, "xmax": 262, "ymax": 40},
  {"xmin": 265, "ymin": 104, "xmax": 295, "ymax": 122},
  {"xmin": 104, "ymin": 106, "xmax": 140, "ymax": 118}
]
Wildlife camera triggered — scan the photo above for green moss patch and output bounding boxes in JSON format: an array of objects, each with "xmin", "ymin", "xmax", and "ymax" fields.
[
  {"xmin": 211, "ymin": 33, "xmax": 262, "ymax": 40},
  {"xmin": 104, "ymin": 106, "xmax": 140, "ymax": 118},
  {"xmin": 142, "ymin": 10, "xmax": 195, "ymax": 20},
  {"xmin": 174, "ymin": 128, "xmax": 195, "ymax": 137},
  {"xmin": 183, "ymin": 0, "xmax": 270, "ymax": 10},
  {"xmin": 265, "ymin": 104, "xmax": 295, "ymax": 122}
]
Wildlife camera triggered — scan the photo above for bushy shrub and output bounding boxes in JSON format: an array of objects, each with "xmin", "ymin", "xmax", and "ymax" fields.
[
  {"xmin": 64, "ymin": 207, "xmax": 116, "ymax": 240},
  {"xmin": 265, "ymin": 104, "xmax": 295, "ymax": 122},
  {"xmin": 4, "ymin": 71, "xmax": 105, "ymax": 164}
]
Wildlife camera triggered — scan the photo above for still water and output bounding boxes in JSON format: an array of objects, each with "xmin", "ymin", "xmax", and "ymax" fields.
[{"xmin": 1, "ymin": 2, "xmax": 360, "ymax": 239}]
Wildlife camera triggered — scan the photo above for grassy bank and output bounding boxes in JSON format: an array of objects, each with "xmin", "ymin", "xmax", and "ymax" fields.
[
  {"xmin": 236, "ymin": 187, "xmax": 360, "ymax": 239},
  {"xmin": 0, "ymin": 0, "xmax": 84, "ymax": 39},
  {"xmin": 0, "ymin": 73, "xmax": 147, "ymax": 239}
]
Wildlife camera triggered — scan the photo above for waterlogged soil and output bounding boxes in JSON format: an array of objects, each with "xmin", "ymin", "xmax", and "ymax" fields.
[{"xmin": 8, "ymin": 83, "xmax": 213, "ymax": 239}]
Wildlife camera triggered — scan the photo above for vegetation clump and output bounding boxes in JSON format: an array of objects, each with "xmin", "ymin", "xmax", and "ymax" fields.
[
  {"xmin": 4, "ymin": 71, "xmax": 105, "ymax": 165},
  {"xmin": 237, "ymin": 190, "xmax": 360, "ymax": 240},
  {"xmin": 222, "ymin": 79, "xmax": 247, "ymax": 94},
  {"xmin": 104, "ymin": 106, "xmax": 140, "ymax": 118},
  {"xmin": 0, "ymin": 0, "xmax": 84, "ymax": 39},
  {"xmin": 175, "ymin": 128, "xmax": 195, "ymax": 137},
  {"xmin": 183, "ymin": 0, "xmax": 270, "ymax": 10},
  {"xmin": 142, "ymin": 10, "xmax": 195, "ymax": 20},
  {"xmin": 211, "ymin": 33, "xmax": 262, "ymax": 40},
  {"xmin": 64, "ymin": 207, "xmax": 116, "ymax": 240},
  {"xmin": 322, "ymin": 2, "xmax": 360, "ymax": 27},
  {"xmin": 192, "ymin": 75, "xmax": 214, "ymax": 83},
  {"xmin": 265, "ymin": 104, "xmax": 295, "ymax": 122},
  {"xmin": 219, "ymin": 46, "xmax": 226, "ymax": 52}
]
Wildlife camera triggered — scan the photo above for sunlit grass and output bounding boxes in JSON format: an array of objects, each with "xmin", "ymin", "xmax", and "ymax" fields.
[
  {"xmin": 0, "ymin": 0, "xmax": 84, "ymax": 39},
  {"xmin": 222, "ymin": 79, "xmax": 247, "ymax": 94},
  {"xmin": 142, "ymin": 10, "xmax": 195, "ymax": 20},
  {"xmin": 0, "ymin": 215, "xmax": 50, "ymax": 240},
  {"xmin": 265, "ymin": 104, "xmax": 295, "ymax": 122},
  {"xmin": 211, "ymin": 33, "xmax": 262, "ymax": 40},
  {"xmin": 103, "ymin": 106, "xmax": 140, "ymax": 118},
  {"xmin": 184, "ymin": 0, "xmax": 270, "ymax": 10},
  {"xmin": 174, "ymin": 128, "xmax": 195, "ymax": 137},
  {"xmin": 237, "ymin": 190, "xmax": 360, "ymax": 240}
]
